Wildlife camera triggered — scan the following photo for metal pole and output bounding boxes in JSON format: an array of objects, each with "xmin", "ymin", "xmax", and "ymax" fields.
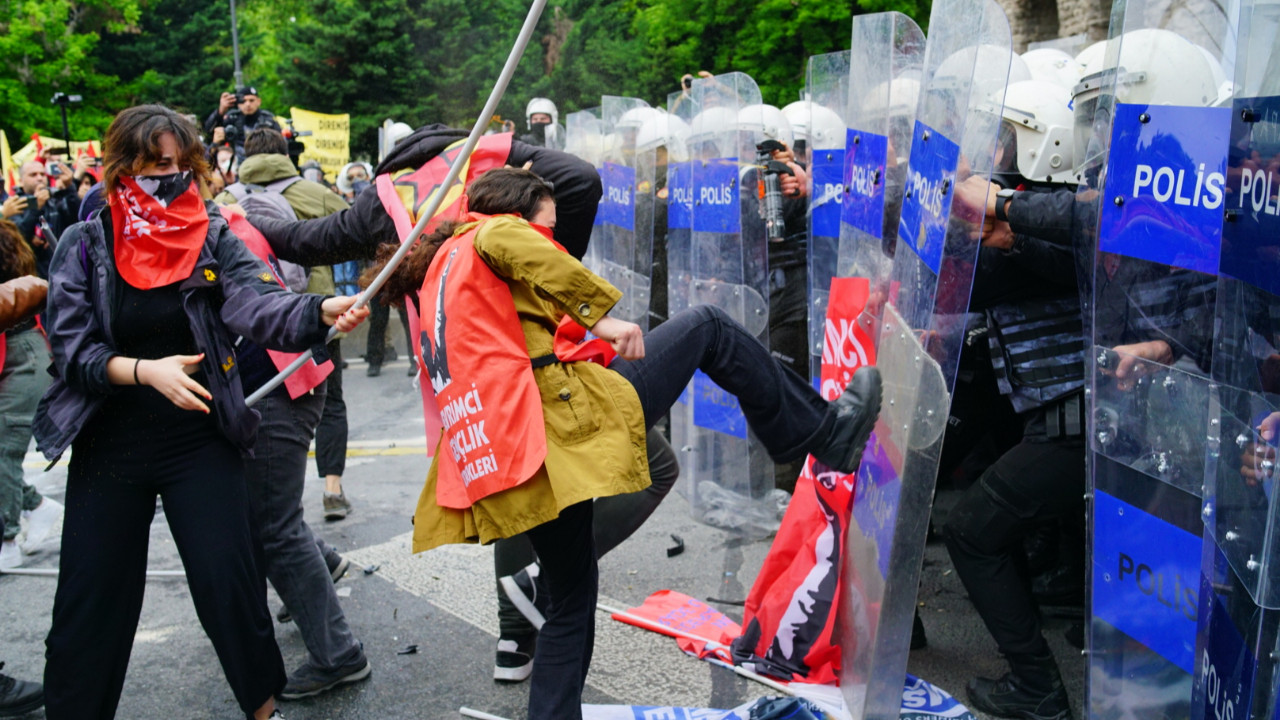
[
  {"xmin": 59, "ymin": 104, "xmax": 70, "ymax": 155},
  {"xmin": 229, "ymin": 0, "xmax": 244, "ymax": 89},
  {"xmin": 245, "ymin": 0, "xmax": 548, "ymax": 406}
]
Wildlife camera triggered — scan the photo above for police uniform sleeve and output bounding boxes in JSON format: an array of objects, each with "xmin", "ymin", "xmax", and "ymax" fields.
[
  {"xmin": 1005, "ymin": 187, "xmax": 1075, "ymax": 246},
  {"xmin": 472, "ymin": 216, "xmax": 621, "ymax": 329},
  {"xmin": 507, "ymin": 141, "xmax": 602, "ymax": 261}
]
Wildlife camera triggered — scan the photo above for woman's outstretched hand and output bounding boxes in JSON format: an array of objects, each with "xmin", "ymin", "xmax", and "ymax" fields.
[
  {"xmin": 592, "ymin": 315, "xmax": 645, "ymax": 360},
  {"xmin": 321, "ymin": 296, "xmax": 371, "ymax": 333},
  {"xmin": 139, "ymin": 354, "xmax": 212, "ymax": 413}
]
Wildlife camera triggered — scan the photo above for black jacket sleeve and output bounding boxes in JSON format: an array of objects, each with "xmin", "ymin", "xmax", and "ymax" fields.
[
  {"xmin": 1005, "ymin": 188, "xmax": 1075, "ymax": 246},
  {"xmin": 250, "ymin": 187, "xmax": 396, "ymax": 267},
  {"xmin": 508, "ymin": 140, "xmax": 602, "ymax": 260}
]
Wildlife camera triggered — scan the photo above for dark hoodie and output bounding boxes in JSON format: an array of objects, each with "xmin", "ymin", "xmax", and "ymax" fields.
[{"xmin": 247, "ymin": 125, "xmax": 602, "ymax": 265}]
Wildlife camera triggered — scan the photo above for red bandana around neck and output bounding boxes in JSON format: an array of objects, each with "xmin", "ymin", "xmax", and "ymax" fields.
[{"xmin": 110, "ymin": 174, "xmax": 210, "ymax": 289}]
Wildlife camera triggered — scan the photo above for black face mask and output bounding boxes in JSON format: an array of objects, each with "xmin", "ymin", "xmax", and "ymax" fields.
[{"xmin": 133, "ymin": 171, "xmax": 192, "ymax": 207}]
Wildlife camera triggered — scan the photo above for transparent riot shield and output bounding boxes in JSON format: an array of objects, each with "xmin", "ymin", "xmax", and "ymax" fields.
[
  {"xmin": 675, "ymin": 72, "xmax": 778, "ymax": 534},
  {"xmin": 666, "ymin": 91, "xmax": 697, "ymax": 488},
  {"xmin": 583, "ymin": 96, "xmax": 654, "ymax": 329},
  {"xmin": 804, "ymin": 49, "xmax": 853, "ymax": 384},
  {"xmin": 833, "ymin": 1, "xmax": 1012, "ymax": 716},
  {"xmin": 1196, "ymin": 2, "xmax": 1280, "ymax": 720},
  {"xmin": 1070, "ymin": 0, "xmax": 1238, "ymax": 717}
]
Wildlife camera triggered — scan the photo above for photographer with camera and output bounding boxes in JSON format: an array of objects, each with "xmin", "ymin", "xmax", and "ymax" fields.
[
  {"xmin": 204, "ymin": 86, "xmax": 282, "ymax": 159},
  {"xmin": 1, "ymin": 160, "xmax": 80, "ymax": 278}
]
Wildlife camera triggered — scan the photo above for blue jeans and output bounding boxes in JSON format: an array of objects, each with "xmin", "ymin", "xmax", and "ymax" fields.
[{"xmin": 245, "ymin": 390, "xmax": 363, "ymax": 671}]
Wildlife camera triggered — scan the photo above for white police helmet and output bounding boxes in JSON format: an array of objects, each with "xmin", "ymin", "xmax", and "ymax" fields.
[
  {"xmin": 781, "ymin": 101, "xmax": 846, "ymax": 150},
  {"xmin": 1021, "ymin": 48, "xmax": 1085, "ymax": 89},
  {"xmin": 1073, "ymin": 40, "xmax": 1107, "ymax": 71},
  {"xmin": 995, "ymin": 80, "xmax": 1076, "ymax": 184},
  {"xmin": 687, "ymin": 106, "xmax": 739, "ymax": 142},
  {"xmin": 387, "ymin": 122, "xmax": 413, "ymax": 147},
  {"xmin": 737, "ymin": 104, "xmax": 794, "ymax": 148},
  {"xmin": 526, "ymin": 97, "xmax": 559, "ymax": 128},
  {"xmin": 934, "ymin": 44, "xmax": 1031, "ymax": 100}
]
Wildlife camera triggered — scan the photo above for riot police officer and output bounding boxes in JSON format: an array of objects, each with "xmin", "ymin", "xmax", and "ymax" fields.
[{"xmin": 945, "ymin": 79, "xmax": 1085, "ymax": 720}]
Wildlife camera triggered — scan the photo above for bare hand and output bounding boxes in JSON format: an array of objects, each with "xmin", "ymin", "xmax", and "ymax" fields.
[
  {"xmin": 34, "ymin": 186, "xmax": 49, "ymax": 210},
  {"xmin": 321, "ymin": 296, "xmax": 371, "ymax": 332},
  {"xmin": 778, "ymin": 159, "xmax": 808, "ymax": 198},
  {"xmin": 980, "ymin": 219, "xmax": 1016, "ymax": 250},
  {"xmin": 1240, "ymin": 411, "xmax": 1280, "ymax": 487},
  {"xmin": 955, "ymin": 175, "xmax": 998, "ymax": 221},
  {"xmin": 212, "ymin": 127, "xmax": 226, "ymax": 145},
  {"xmin": 1109, "ymin": 340, "xmax": 1173, "ymax": 391},
  {"xmin": 591, "ymin": 315, "xmax": 645, "ymax": 360},
  {"xmin": 139, "ymin": 354, "xmax": 212, "ymax": 413},
  {"xmin": 1, "ymin": 195, "xmax": 27, "ymax": 219},
  {"xmin": 219, "ymin": 92, "xmax": 237, "ymax": 114}
]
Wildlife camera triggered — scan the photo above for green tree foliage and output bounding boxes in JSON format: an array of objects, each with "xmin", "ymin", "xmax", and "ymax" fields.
[{"xmin": 0, "ymin": 0, "xmax": 141, "ymax": 139}]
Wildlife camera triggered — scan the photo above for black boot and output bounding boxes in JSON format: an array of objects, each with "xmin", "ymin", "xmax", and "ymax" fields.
[
  {"xmin": 967, "ymin": 652, "xmax": 1072, "ymax": 720},
  {"xmin": 0, "ymin": 662, "xmax": 43, "ymax": 717},
  {"xmin": 811, "ymin": 367, "xmax": 882, "ymax": 474}
]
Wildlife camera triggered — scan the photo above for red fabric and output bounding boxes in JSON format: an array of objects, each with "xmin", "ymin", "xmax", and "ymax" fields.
[
  {"xmin": 376, "ymin": 133, "xmax": 514, "ymax": 458},
  {"xmin": 419, "ymin": 218, "xmax": 547, "ymax": 509},
  {"xmin": 218, "ymin": 207, "xmax": 332, "ymax": 397},
  {"xmin": 110, "ymin": 176, "xmax": 209, "ymax": 290},
  {"xmin": 0, "ymin": 334, "xmax": 6, "ymax": 374},
  {"xmin": 552, "ymin": 316, "xmax": 616, "ymax": 367},
  {"xmin": 734, "ymin": 277, "xmax": 874, "ymax": 685},
  {"xmin": 612, "ymin": 590, "xmax": 741, "ymax": 650}
]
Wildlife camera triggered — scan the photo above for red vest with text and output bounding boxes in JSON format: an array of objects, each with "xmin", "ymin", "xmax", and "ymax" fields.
[{"xmin": 419, "ymin": 216, "xmax": 547, "ymax": 509}]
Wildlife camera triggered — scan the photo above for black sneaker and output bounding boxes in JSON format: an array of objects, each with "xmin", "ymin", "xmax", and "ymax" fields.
[
  {"xmin": 493, "ymin": 632, "xmax": 537, "ymax": 683},
  {"xmin": 280, "ymin": 655, "xmax": 372, "ymax": 700},
  {"xmin": 498, "ymin": 562, "xmax": 548, "ymax": 630},
  {"xmin": 811, "ymin": 367, "xmax": 882, "ymax": 474},
  {"xmin": 366, "ymin": 363, "xmax": 382, "ymax": 378},
  {"xmin": 967, "ymin": 659, "xmax": 1072, "ymax": 720},
  {"xmin": 0, "ymin": 662, "xmax": 43, "ymax": 717}
]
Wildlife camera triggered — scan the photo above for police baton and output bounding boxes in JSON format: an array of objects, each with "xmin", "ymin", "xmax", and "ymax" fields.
[{"xmin": 246, "ymin": 0, "xmax": 548, "ymax": 407}]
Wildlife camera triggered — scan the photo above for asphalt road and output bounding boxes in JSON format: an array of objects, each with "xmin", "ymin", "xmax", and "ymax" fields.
[{"xmin": 0, "ymin": 325, "xmax": 1085, "ymax": 719}]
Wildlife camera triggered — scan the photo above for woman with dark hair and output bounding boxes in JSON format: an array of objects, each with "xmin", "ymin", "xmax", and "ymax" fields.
[
  {"xmin": 367, "ymin": 166, "xmax": 882, "ymax": 720},
  {"xmin": 32, "ymin": 104, "xmax": 368, "ymax": 720},
  {"xmin": 0, "ymin": 219, "xmax": 61, "ymax": 571}
]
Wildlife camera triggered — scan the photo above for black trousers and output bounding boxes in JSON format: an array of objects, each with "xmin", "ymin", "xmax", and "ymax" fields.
[
  {"xmin": 943, "ymin": 415, "xmax": 1085, "ymax": 659},
  {"xmin": 364, "ymin": 301, "xmax": 412, "ymax": 366},
  {"xmin": 44, "ymin": 438, "xmax": 285, "ymax": 719},
  {"xmin": 314, "ymin": 339, "xmax": 347, "ymax": 478}
]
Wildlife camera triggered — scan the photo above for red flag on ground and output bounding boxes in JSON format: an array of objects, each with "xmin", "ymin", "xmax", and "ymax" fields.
[
  {"xmin": 730, "ymin": 277, "xmax": 876, "ymax": 685},
  {"xmin": 610, "ymin": 590, "xmax": 740, "ymax": 664}
]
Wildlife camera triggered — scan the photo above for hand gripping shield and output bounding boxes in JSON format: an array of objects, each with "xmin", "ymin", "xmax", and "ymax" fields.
[
  {"xmin": 674, "ymin": 72, "xmax": 779, "ymax": 535},
  {"xmin": 832, "ymin": 2, "xmax": 1014, "ymax": 717},
  {"xmin": 1196, "ymin": 2, "xmax": 1280, "ymax": 720},
  {"xmin": 583, "ymin": 96, "xmax": 655, "ymax": 330},
  {"xmin": 1072, "ymin": 1, "xmax": 1237, "ymax": 717}
]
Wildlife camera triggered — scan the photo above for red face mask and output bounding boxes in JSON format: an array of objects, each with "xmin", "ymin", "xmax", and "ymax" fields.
[{"xmin": 109, "ymin": 173, "xmax": 209, "ymax": 289}]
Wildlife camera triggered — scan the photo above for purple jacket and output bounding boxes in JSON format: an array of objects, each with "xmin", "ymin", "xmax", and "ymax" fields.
[{"xmin": 33, "ymin": 204, "xmax": 331, "ymax": 462}]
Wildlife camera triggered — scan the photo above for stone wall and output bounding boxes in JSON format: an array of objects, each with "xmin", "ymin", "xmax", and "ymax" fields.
[{"xmin": 994, "ymin": 0, "xmax": 1111, "ymax": 52}]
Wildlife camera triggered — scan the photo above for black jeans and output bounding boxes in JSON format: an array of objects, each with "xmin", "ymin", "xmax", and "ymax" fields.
[
  {"xmin": 364, "ymin": 301, "xmax": 412, "ymax": 366},
  {"xmin": 611, "ymin": 304, "xmax": 829, "ymax": 461},
  {"xmin": 45, "ymin": 439, "xmax": 285, "ymax": 719},
  {"xmin": 246, "ymin": 390, "xmax": 363, "ymax": 671},
  {"xmin": 314, "ymin": 339, "xmax": 347, "ymax": 478},
  {"xmin": 943, "ymin": 411, "xmax": 1085, "ymax": 659}
]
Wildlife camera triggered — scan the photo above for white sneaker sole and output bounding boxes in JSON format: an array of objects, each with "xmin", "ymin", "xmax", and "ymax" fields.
[
  {"xmin": 499, "ymin": 575, "xmax": 546, "ymax": 630},
  {"xmin": 279, "ymin": 660, "xmax": 372, "ymax": 700},
  {"xmin": 493, "ymin": 660, "xmax": 533, "ymax": 682}
]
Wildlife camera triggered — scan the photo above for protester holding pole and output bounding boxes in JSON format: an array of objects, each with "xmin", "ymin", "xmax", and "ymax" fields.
[{"xmin": 31, "ymin": 104, "xmax": 368, "ymax": 720}]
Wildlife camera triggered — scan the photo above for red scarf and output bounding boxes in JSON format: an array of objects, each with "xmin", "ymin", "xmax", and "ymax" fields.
[{"xmin": 110, "ymin": 175, "xmax": 209, "ymax": 289}]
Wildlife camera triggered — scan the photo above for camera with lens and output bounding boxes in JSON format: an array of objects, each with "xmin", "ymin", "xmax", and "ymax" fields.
[
  {"xmin": 234, "ymin": 87, "xmax": 246, "ymax": 104},
  {"xmin": 754, "ymin": 139, "xmax": 795, "ymax": 242},
  {"xmin": 222, "ymin": 123, "xmax": 242, "ymax": 148}
]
